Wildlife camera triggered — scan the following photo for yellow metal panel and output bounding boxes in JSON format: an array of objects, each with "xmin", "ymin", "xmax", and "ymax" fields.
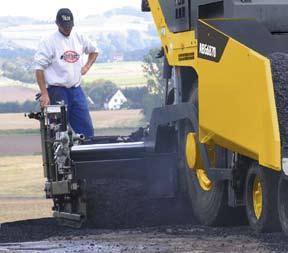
[
  {"xmin": 147, "ymin": 0, "xmax": 198, "ymax": 67},
  {"xmin": 147, "ymin": 2, "xmax": 281, "ymax": 170},
  {"xmin": 198, "ymin": 28, "xmax": 280, "ymax": 170}
]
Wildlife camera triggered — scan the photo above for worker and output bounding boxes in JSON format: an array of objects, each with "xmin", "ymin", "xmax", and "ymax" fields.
[{"xmin": 34, "ymin": 8, "xmax": 98, "ymax": 137}]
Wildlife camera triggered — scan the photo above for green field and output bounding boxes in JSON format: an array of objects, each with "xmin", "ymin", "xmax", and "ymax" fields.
[
  {"xmin": 83, "ymin": 61, "xmax": 147, "ymax": 87},
  {"xmin": 0, "ymin": 61, "xmax": 147, "ymax": 89}
]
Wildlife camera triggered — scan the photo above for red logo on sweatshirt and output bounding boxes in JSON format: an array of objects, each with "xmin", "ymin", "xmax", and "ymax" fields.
[{"xmin": 61, "ymin": 51, "xmax": 80, "ymax": 63}]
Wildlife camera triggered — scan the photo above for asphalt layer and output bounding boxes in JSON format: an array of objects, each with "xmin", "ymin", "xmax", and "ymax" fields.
[
  {"xmin": 85, "ymin": 178, "xmax": 195, "ymax": 229},
  {"xmin": 1, "ymin": 218, "xmax": 288, "ymax": 252}
]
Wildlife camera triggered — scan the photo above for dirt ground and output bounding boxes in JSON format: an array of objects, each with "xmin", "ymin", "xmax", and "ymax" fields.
[
  {"xmin": 0, "ymin": 218, "xmax": 288, "ymax": 253},
  {"xmin": 0, "ymin": 109, "xmax": 143, "ymax": 130},
  {"xmin": 0, "ymin": 135, "xmax": 41, "ymax": 155},
  {"xmin": 0, "ymin": 86, "xmax": 36, "ymax": 103}
]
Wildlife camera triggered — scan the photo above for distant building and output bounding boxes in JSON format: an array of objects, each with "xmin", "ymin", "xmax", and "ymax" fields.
[
  {"xmin": 112, "ymin": 53, "xmax": 124, "ymax": 62},
  {"xmin": 105, "ymin": 90, "xmax": 127, "ymax": 110}
]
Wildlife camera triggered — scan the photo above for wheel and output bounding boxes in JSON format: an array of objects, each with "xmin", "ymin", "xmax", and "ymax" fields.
[
  {"xmin": 184, "ymin": 123, "xmax": 231, "ymax": 225},
  {"xmin": 245, "ymin": 163, "xmax": 281, "ymax": 232},
  {"xmin": 183, "ymin": 88, "xmax": 238, "ymax": 226},
  {"xmin": 278, "ymin": 175, "xmax": 288, "ymax": 235}
]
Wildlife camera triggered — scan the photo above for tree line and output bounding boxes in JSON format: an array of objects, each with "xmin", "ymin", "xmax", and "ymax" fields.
[
  {"xmin": 0, "ymin": 81, "xmax": 153, "ymax": 116},
  {"xmin": 0, "ymin": 83, "xmax": 152, "ymax": 114},
  {"xmin": 0, "ymin": 100, "xmax": 39, "ymax": 113}
]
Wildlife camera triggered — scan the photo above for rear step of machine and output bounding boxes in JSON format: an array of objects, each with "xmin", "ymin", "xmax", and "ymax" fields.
[{"xmin": 28, "ymin": 104, "xmax": 192, "ymax": 228}]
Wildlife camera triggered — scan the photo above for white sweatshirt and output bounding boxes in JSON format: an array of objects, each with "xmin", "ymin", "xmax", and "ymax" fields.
[{"xmin": 34, "ymin": 30, "xmax": 98, "ymax": 88}]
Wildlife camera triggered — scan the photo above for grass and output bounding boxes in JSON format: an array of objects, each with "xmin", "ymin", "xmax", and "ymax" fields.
[
  {"xmin": 0, "ymin": 198, "xmax": 52, "ymax": 223},
  {"xmin": 0, "ymin": 156, "xmax": 45, "ymax": 198},
  {"xmin": 0, "ymin": 61, "xmax": 147, "ymax": 91},
  {"xmin": 0, "ymin": 155, "xmax": 52, "ymax": 223},
  {"xmin": 0, "ymin": 129, "xmax": 39, "ymax": 135},
  {"xmin": 83, "ymin": 61, "xmax": 146, "ymax": 87}
]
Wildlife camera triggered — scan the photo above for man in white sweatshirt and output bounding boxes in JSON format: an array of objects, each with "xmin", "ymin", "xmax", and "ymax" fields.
[{"xmin": 34, "ymin": 8, "xmax": 98, "ymax": 137}]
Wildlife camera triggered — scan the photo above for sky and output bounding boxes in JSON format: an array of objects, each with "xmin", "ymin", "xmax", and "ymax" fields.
[{"xmin": 0, "ymin": 0, "xmax": 141, "ymax": 20}]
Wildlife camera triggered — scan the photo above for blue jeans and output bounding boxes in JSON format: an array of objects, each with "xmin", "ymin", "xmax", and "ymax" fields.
[{"xmin": 48, "ymin": 86, "xmax": 94, "ymax": 138}]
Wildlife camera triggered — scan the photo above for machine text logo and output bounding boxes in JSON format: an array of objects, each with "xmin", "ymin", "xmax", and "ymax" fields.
[{"xmin": 199, "ymin": 43, "xmax": 217, "ymax": 58}]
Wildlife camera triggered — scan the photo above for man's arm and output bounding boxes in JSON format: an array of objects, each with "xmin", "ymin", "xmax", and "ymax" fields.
[
  {"xmin": 81, "ymin": 52, "xmax": 98, "ymax": 75},
  {"xmin": 36, "ymin": 69, "xmax": 50, "ymax": 108}
]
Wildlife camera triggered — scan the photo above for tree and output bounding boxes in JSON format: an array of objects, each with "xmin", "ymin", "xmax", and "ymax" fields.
[
  {"xmin": 1, "ymin": 57, "xmax": 35, "ymax": 84},
  {"xmin": 121, "ymin": 86, "xmax": 148, "ymax": 109},
  {"xmin": 127, "ymin": 30, "xmax": 144, "ymax": 49},
  {"xmin": 142, "ymin": 48, "xmax": 165, "ymax": 119},
  {"xmin": 0, "ymin": 100, "xmax": 38, "ymax": 113},
  {"xmin": 142, "ymin": 48, "xmax": 165, "ymax": 98},
  {"xmin": 84, "ymin": 80, "xmax": 118, "ymax": 110}
]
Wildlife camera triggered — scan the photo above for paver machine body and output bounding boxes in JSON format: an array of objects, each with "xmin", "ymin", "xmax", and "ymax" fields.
[
  {"xmin": 30, "ymin": 0, "xmax": 288, "ymax": 234},
  {"xmin": 143, "ymin": 0, "xmax": 288, "ymax": 233}
]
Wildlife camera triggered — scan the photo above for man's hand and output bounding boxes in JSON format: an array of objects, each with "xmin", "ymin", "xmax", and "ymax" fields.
[
  {"xmin": 81, "ymin": 52, "xmax": 98, "ymax": 75},
  {"xmin": 81, "ymin": 65, "xmax": 90, "ymax": 75},
  {"xmin": 39, "ymin": 93, "xmax": 50, "ymax": 108},
  {"xmin": 35, "ymin": 69, "xmax": 50, "ymax": 108}
]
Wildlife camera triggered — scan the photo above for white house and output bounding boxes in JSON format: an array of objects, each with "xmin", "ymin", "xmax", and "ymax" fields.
[
  {"xmin": 112, "ymin": 53, "xmax": 124, "ymax": 62},
  {"xmin": 105, "ymin": 90, "xmax": 127, "ymax": 110}
]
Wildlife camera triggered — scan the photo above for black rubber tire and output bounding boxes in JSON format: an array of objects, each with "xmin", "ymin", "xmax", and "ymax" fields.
[
  {"xmin": 185, "ymin": 133, "xmax": 228, "ymax": 225},
  {"xmin": 245, "ymin": 163, "xmax": 281, "ymax": 232},
  {"xmin": 270, "ymin": 53, "xmax": 288, "ymax": 157},
  {"xmin": 184, "ymin": 88, "xmax": 242, "ymax": 226},
  {"xmin": 278, "ymin": 175, "xmax": 288, "ymax": 235},
  {"xmin": 270, "ymin": 53, "xmax": 288, "ymax": 234}
]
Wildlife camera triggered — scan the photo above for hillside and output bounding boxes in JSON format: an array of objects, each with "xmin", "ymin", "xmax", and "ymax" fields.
[
  {"xmin": 0, "ymin": 7, "xmax": 159, "ymax": 52},
  {"xmin": 0, "ymin": 16, "xmax": 44, "ymax": 29}
]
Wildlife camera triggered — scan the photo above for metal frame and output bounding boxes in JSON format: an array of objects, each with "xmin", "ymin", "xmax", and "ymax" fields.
[{"xmin": 147, "ymin": 103, "xmax": 232, "ymax": 181}]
